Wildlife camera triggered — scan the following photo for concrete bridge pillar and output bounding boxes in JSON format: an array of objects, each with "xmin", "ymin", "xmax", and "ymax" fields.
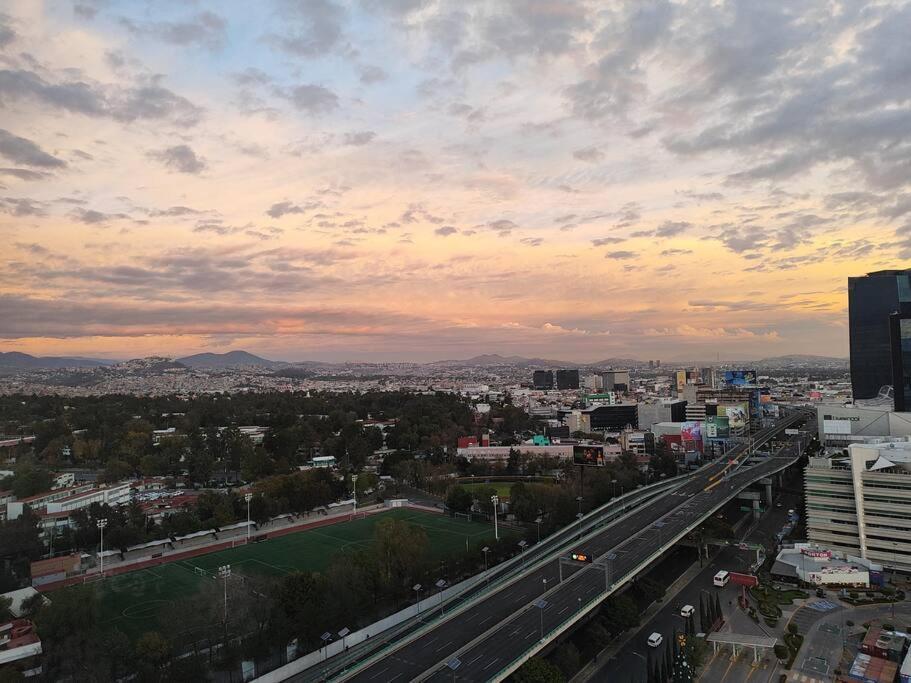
[
  {"xmin": 765, "ymin": 482, "xmax": 773, "ymax": 507},
  {"xmin": 752, "ymin": 498, "xmax": 761, "ymax": 519}
]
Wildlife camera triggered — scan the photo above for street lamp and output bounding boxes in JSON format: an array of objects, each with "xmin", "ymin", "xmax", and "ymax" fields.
[
  {"xmin": 97, "ymin": 518, "xmax": 108, "ymax": 577},
  {"xmin": 321, "ymin": 632, "xmax": 332, "ymax": 661},
  {"xmin": 481, "ymin": 546, "xmax": 490, "ymax": 579},
  {"xmin": 491, "ymin": 495, "xmax": 499, "ymax": 540},
  {"xmin": 576, "ymin": 512, "xmax": 584, "ymax": 540},
  {"xmin": 534, "ymin": 598, "xmax": 548, "ymax": 641},
  {"xmin": 338, "ymin": 627, "xmax": 350, "ymax": 652},
  {"xmin": 535, "ymin": 515, "xmax": 542, "ymax": 543},
  {"xmin": 436, "ymin": 578, "xmax": 447, "ymax": 617},
  {"xmin": 352, "ymin": 474, "xmax": 359, "ymax": 519},
  {"xmin": 244, "ymin": 493, "xmax": 253, "ymax": 542},
  {"xmin": 218, "ymin": 564, "xmax": 231, "ymax": 625},
  {"xmin": 413, "ymin": 583, "xmax": 422, "ymax": 614},
  {"xmin": 518, "ymin": 539, "xmax": 528, "ymax": 565}
]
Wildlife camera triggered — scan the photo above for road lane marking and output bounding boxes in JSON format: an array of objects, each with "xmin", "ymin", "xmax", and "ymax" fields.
[
  {"xmin": 435, "ymin": 640, "xmax": 452, "ymax": 652},
  {"xmin": 483, "ymin": 658, "xmax": 500, "ymax": 671}
]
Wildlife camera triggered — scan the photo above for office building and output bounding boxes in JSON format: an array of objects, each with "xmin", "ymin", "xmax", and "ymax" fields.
[
  {"xmin": 816, "ymin": 404, "xmax": 911, "ymax": 445},
  {"xmin": 848, "ymin": 270, "xmax": 911, "ymax": 401},
  {"xmin": 555, "ymin": 369, "xmax": 580, "ymax": 390},
  {"xmin": 583, "ymin": 403, "xmax": 638, "ymax": 431},
  {"xmin": 565, "ymin": 410, "xmax": 591, "ymax": 434},
  {"xmin": 804, "ymin": 441, "xmax": 911, "ymax": 572},
  {"xmin": 583, "ymin": 374, "xmax": 603, "ymax": 392},
  {"xmin": 532, "ymin": 370, "xmax": 554, "ymax": 390},
  {"xmin": 890, "ymin": 311, "xmax": 911, "ymax": 411},
  {"xmin": 637, "ymin": 399, "xmax": 687, "ymax": 430},
  {"xmin": 601, "ymin": 370, "xmax": 630, "ymax": 392}
]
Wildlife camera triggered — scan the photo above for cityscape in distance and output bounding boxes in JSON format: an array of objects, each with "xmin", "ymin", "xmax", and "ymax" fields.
[{"xmin": 1, "ymin": 2, "xmax": 911, "ymax": 683}]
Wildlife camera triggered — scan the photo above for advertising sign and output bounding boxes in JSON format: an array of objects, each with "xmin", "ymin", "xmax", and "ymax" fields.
[
  {"xmin": 723, "ymin": 370, "xmax": 757, "ymax": 386},
  {"xmin": 705, "ymin": 415, "xmax": 730, "ymax": 439},
  {"xmin": 721, "ymin": 404, "xmax": 747, "ymax": 429},
  {"xmin": 680, "ymin": 421, "xmax": 703, "ymax": 451},
  {"xmin": 801, "ymin": 549, "xmax": 832, "ymax": 560},
  {"xmin": 573, "ymin": 444, "xmax": 606, "ymax": 467}
]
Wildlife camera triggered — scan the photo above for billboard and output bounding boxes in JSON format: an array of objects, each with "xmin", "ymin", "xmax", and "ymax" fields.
[
  {"xmin": 762, "ymin": 403, "xmax": 780, "ymax": 418},
  {"xmin": 680, "ymin": 421, "xmax": 703, "ymax": 452},
  {"xmin": 705, "ymin": 415, "xmax": 730, "ymax": 439},
  {"xmin": 720, "ymin": 403, "xmax": 748, "ymax": 429},
  {"xmin": 573, "ymin": 444, "xmax": 606, "ymax": 467},
  {"xmin": 723, "ymin": 370, "xmax": 757, "ymax": 386}
]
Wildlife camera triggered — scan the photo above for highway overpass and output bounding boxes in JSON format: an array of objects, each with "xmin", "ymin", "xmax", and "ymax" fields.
[{"xmin": 303, "ymin": 410, "xmax": 814, "ymax": 682}]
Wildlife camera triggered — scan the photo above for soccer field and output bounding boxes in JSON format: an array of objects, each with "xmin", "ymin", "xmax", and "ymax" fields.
[{"xmin": 64, "ymin": 508, "xmax": 501, "ymax": 640}]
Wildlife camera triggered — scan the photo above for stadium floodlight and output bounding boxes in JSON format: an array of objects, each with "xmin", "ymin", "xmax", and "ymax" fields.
[
  {"xmin": 244, "ymin": 493, "xmax": 253, "ymax": 541},
  {"xmin": 218, "ymin": 565, "xmax": 231, "ymax": 625},
  {"xmin": 351, "ymin": 474, "xmax": 359, "ymax": 519},
  {"xmin": 97, "ymin": 518, "xmax": 108, "ymax": 577},
  {"xmin": 490, "ymin": 494, "xmax": 499, "ymax": 540}
]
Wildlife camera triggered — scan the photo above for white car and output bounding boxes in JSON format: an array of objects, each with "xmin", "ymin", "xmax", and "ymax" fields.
[
  {"xmin": 647, "ymin": 632, "xmax": 663, "ymax": 648},
  {"xmin": 680, "ymin": 604, "xmax": 695, "ymax": 618}
]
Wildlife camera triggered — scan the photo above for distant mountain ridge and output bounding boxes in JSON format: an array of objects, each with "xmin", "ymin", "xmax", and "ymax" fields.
[
  {"xmin": 176, "ymin": 350, "xmax": 285, "ymax": 369},
  {"xmin": 0, "ymin": 352, "xmax": 113, "ymax": 373}
]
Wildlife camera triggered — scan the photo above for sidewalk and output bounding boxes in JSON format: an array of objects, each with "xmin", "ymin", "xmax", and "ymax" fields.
[{"xmin": 571, "ymin": 561, "xmax": 705, "ymax": 682}]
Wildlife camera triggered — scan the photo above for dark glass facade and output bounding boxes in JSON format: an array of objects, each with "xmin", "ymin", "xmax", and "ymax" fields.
[
  {"xmin": 891, "ymin": 314, "xmax": 911, "ymax": 411},
  {"xmin": 848, "ymin": 270, "xmax": 911, "ymax": 400},
  {"xmin": 555, "ymin": 369, "xmax": 580, "ymax": 390},
  {"xmin": 532, "ymin": 370, "xmax": 553, "ymax": 390}
]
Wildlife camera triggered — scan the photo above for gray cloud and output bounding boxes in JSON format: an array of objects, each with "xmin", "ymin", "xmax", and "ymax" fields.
[
  {"xmin": 0, "ymin": 13, "xmax": 16, "ymax": 47},
  {"xmin": 604, "ymin": 250, "xmax": 637, "ymax": 260},
  {"xmin": 343, "ymin": 131, "xmax": 376, "ymax": 146},
  {"xmin": 573, "ymin": 146, "xmax": 604, "ymax": 162},
  {"xmin": 121, "ymin": 11, "xmax": 227, "ymax": 49},
  {"xmin": 283, "ymin": 84, "xmax": 339, "ymax": 114},
  {"xmin": 0, "ymin": 69, "xmax": 202, "ymax": 126},
  {"xmin": 435, "ymin": 225, "xmax": 457, "ymax": 236},
  {"xmin": 69, "ymin": 207, "xmax": 130, "ymax": 224},
  {"xmin": 654, "ymin": 220, "xmax": 691, "ymax": 238},
  {"xmin": 359, "ymin": 64, "xmax": 388, "ymax": 84},
  {"xmin": 267, "ymin": 0, "xmax": 345, "ymax": 57},
  {"xmin": 0, "ymin": 129, "xmax": 66, "ymax": 168},
  {"xmin": 0, "ymin": 168, "xmax": 50, "ymax": 181},
  {"xmin": 0, "ymin": 197, "xmax": 46, "ymax": 216},
  {"xmin": 267, "ymin": 200, "xmax": 323, "ymax": 218},
  {"xmin": 148, "ymin": 145, "xmax": 207, "ymax": 174}
]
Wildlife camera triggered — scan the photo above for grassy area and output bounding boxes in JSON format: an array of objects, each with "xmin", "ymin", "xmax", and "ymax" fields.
[
  {"xmin": 54, "ymin": 508, "xmax": 500, "ymax": 640},
  {"xmin": 460, "ymin": 482, "xmax": 517, "ymax": 499}
]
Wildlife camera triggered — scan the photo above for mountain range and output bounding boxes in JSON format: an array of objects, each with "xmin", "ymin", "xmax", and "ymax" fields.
[{"xmin": 0, "ymin": 349, "xmax": 848, "ymax": 373}]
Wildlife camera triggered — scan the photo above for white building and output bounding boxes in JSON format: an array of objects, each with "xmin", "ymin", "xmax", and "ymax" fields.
[
  {"xmin": 772, "ymin": 543, "xmax": 879, "ymax": 587},
  {"xmin": 805, "ymin": 441, "xmax": 911, "ymax": 572}
]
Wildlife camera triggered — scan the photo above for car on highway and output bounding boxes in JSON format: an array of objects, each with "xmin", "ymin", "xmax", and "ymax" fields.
[
  {"xmin": 680, "ymin": 605, "xmax": 695, "ymax": 618},
  {"xmin": 647, "ymin": 633, "xmax": 663, "ymax": 648}
]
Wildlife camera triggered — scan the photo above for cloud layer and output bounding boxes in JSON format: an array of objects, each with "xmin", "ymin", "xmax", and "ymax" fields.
[{"xmin": 0, "ymin": 0, "xmax": 905, "ymax": 361}]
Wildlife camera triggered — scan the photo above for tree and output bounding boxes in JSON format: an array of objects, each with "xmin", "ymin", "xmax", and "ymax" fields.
[
  {"xmin": 605, "ymin": 594, "xmax": 640, "ymax": 632},
  {"xmin": 713, "ymin": 593, "xmax": 723, "ymax": 626},
  {"xmin": 9, "ymin": 462, "xmax": 52, "ymax": 498},
  {"xmin": 773, "ymin": 643, "xmax": 789, "ymax": 661},
  {"xmin": 135, "ymin": 630, "xmax": 171, "ymax": 676},
  {"xmin": 445, "ymin": 485, "xmax": 473, "ymax": 513},
  {"xmin": 373, "ymin": 518, "xmax": 429, "ymax": 592},
  {"xmin": 0, "ymin": 596, "xmax": 12, "ymax": 622},
  {"xmin": 513, "ymin": 657, "xmax": 565, "ymax": 682}
]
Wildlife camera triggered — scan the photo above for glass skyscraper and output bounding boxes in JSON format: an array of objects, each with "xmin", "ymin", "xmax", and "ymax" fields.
[{"xmin": 848, "ymin": 270, "xmax": 911, "ymax": 402}]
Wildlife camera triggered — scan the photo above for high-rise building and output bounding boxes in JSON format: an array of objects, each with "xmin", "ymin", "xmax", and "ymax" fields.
[
  {"xmin": 532, "ymin": 370, "xmax": 554, "ymax": 390},
  {"xmin": 648, "ymin": 360, "xmax": 655, "ymax": 369},
  {"xmin": 890, "ymin": 311, "xmax": 911, "ymax": 411},
  {"xmin": 555, "ymin": 369, "xmax": 580, "ymax": 390},
  {"xmin": 601, "ymin": 370, "xmax": 630, "ymax": 392},
  {"xmin": 848, "ymin": 270, "xmax": 911, "ymax": 401},
  {"xmin": 805, "ymin": 441, "xmax": 911, "ymax": 572}
]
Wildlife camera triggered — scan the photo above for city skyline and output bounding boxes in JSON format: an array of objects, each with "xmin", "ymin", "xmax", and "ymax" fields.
[{"xmin": 1, "ymin": 1, "xmax": 910, "ymax": 362}]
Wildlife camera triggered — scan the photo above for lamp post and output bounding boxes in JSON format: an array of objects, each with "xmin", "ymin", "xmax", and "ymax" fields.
[
  {"xmin": 518, "ymin": 539, "xmax": 528, "ymax": 565},
  {"xmin": 491, "ymin": 495, "xmax": 499, "ymax": 540},
  {"xmin": 352, "ymin": 474, "xmax": 359, "ymax": 519},
  {"xmin": 577, "ymin": 512, "xmax": 584, "ymax": 540},
  {"xmin": 481, "ymin": 546, "xmax": 490, "ymax": 579},
  {"xmin": 338, "ymin": 627, "xmax": 350, "ymax": 653},
  {"xmin": 436, "ymin": 578, "xmax": 447, "ymax": 617},
  {"xmin": 218, "ymin": 564, "xmax": 231, "ymax": 626},
  {"xmin": 534, "ymin": 598, "xmax": 548, "ymax": 641},
  {"xmin": 535, "ymin": 515, "xmax": 542, "ymax": 543},
  {"xmin": 413, "ymin": 583, "xmax": 422, "ymax": 614},
  {"xmin": 97, "ymin": 518, "xmax": 108, "ymax": 577},
  {"xmin": 244, "ymin": 492, "xmax": 253, "ymax": 542},
  {"xmin": 320, "ymin": 632, "xmax": 332, "ymax": 661}
]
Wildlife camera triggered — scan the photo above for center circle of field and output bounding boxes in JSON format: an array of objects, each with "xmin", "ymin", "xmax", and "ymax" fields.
[{"xmin": 122, "ymin": 598, "xmax": 170, "ymax": 619}]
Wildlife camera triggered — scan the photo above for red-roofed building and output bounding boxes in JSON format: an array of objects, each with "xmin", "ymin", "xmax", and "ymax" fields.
[{"xmin": 0, "ymin": 618, "xmax": 43, "ymax": 677}]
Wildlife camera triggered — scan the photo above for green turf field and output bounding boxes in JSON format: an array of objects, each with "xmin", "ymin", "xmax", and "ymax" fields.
[{"xmin": 60, "ymin": 508, "xmax": 501, "ymax": 640}]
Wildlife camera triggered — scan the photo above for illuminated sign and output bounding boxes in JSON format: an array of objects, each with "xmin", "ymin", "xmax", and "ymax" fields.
[{"xmin": 571, "ymin": 552, "xmax": 593, "ymax": 563}]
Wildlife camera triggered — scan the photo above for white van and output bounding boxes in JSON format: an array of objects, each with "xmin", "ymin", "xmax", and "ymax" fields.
[
  {"xmin": 713, "ymin": 570, "xmax": 730, "ymax": 587},
  {"xmin": 647, "ymin": 633, "xmax": 663, "ymax": 648},
  {"xmin": 680, "ymin": 604, "xmax": 695, "ymax": 618}
]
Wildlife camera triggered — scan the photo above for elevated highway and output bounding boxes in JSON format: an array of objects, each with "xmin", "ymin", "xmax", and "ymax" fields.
[{"xmin": 308, "ymin": 410, "xmax": 814, "ymax": 683}]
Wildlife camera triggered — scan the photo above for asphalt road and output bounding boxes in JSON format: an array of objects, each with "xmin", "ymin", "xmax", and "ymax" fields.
[{"xmin": 335, "ymin": 414, "xmax": 811, "ymax": 683}]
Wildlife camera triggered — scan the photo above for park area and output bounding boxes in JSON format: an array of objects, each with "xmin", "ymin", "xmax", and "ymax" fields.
[{"xmin": 51, "ymin": 508, "xmax": 500, "ymax": 640}]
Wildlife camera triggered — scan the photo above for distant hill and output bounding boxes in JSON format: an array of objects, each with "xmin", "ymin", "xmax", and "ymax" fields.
[
  {"xmin": 177, "ymin": 350, "xmax": 284, "ymax": 369},
  {"xmin": 0, "ymin": 352, "xmax": 112, "ymax": 373},
  {"xmin": 431, "ymin": 354, "xmax": 583, "ymax": 368}
]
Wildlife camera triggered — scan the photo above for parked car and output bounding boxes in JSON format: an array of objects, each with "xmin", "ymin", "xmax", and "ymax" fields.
[{"xmin": 680, "ymin": 605, "xmax": 695, "ymax": 618}]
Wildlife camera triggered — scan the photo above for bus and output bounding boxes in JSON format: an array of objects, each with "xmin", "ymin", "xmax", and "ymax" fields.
[{"xmin": 713, "ymin": 570, "xmax": 730, "ymax": 587}]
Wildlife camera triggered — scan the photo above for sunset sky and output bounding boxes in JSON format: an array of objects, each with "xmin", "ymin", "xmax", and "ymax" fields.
[{"xmin": 1, "ymin": 1, "xmax": 909, "ymax": 362}]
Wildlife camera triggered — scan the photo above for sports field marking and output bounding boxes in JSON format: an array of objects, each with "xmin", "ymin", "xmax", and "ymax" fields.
[{"xmin": 121, "ymin": 598, "xmax": 170, "ymax": 619}]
